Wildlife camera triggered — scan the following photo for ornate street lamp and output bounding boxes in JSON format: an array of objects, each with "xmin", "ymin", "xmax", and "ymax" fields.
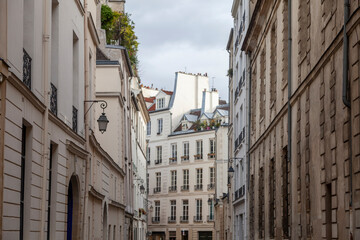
[
  {"xmin": 228, "ymin": 165, "xmax": 235, "ymax": 178},
  {"xmin": 85, "ymin": 100, "xmax": 109, "ymax": 134},
  {"xmin": 140, "ymin": 185, "xmax": 145, "ymax": 194}
]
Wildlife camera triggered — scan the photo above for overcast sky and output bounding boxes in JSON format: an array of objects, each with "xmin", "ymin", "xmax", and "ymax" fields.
[{"xmin": 126, "ymin": 0, "xmax": 233, "ymax": 101}]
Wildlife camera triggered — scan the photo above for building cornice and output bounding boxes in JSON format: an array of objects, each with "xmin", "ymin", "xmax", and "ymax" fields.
[
  {"xmin": 109, "ymin": 199, "xmax": 126, "ymax": 210},
  {"xmin": 87, "ymin": 12, "xmax": 100, "ymax": 46},
  {"xmin": 66, "ymin": 140, "xmax": 88, "ymax": 158},
  {"xmin": 89, "ymin": 131, "xmax": 126, "ymax": 177},
  {"xmin": 50, "ymin": 113, "xmax": 86, "ymax": 145},
  {"xmin": 89, "ymin": 185, "xmax": 105, "ymax": 200}
]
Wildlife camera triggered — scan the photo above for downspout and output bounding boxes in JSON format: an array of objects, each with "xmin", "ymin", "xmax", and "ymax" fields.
[
  {"xmin": 342, "ymin": 1, "xmax": 353, "ymax": 238},
  {"xmin": 246, "ymin": 51, "xmax": 251, "ymax": 240},
  {"xmin": 287, "ymin": 0, "xmax": 292, "ymax": 236},
  {"xmin": 40, "ymin": 0, "xmax": 51, "ymax": 238},
  {"xmin": 83, "ymin": 0, "xmax": 91, "ymax": 239}
]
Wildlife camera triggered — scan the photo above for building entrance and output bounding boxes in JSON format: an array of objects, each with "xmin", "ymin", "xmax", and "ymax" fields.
[{"xmin": 198, "ymin": 231, "xmax": 212, "ymax": 240}]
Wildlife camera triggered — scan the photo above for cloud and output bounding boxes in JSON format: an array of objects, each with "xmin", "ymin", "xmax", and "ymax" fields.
[{"xmin": 126, "ymin": 0, "xmax": 233, "ymax": 100}]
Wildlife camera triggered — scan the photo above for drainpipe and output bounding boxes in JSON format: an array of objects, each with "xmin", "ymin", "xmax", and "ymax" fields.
[
  {"xmin": 343, "ymin": 1, "xmax": 353, "ymax": 239},
  {"xmin": 83, "ymin": 0, "xmax": 91, "ymax": 239},
  {"xmin": 40, "ymin": 0, "xmax": 51, "ymax": 238},
  {"xmin": 246, "ymin": 52, "xmax": 251, "ymax": 192}
]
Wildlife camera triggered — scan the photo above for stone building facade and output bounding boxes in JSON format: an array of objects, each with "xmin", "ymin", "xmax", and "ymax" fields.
[
  {"xmin": 242, "ymin": 0, "xmax": 360, "ymax": 239},
  {"xmin": 0, "ymin": 0, "xmax": 139, "ymax": 239},
  {"xmin": 143, "ymin": 72, "xmax": 229, "ymax": 240}
]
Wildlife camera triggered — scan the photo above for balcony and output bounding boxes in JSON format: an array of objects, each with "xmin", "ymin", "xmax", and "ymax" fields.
[
  {"xmin": 153, "ymin": 187, "xmax": 161, "ymax": 194},
  {"xmin": 207, "ymin": 183, "xmax": 215, "ymax": 190},
  {"xmin": 72, "ymin": 106, "xmax": 78, "ymax": 133},
  {"xmin": 194, "ymin": 154, "xmax": 203, "ymax": 161},
  {"xmin": 234, "ymin": 127, "xmax": 246, "ymax": 150},
  {"xmin": 207, "ymin": 215, "xmax": 214, "ymax": 222},
  {"xmin": 50, "ymin": 83, "xmax": 57, "ymax": 115},
  {"xmin": 155, "ymin": 159, "xmax": 162, "ymax": 165},
  {"xmin": 169, "ymin": 157, "xmax": 177, "ymax": 164},
  {"xmin": 152, "ymin": 217, "xmax": 160, "ymax": 223},
  {"xmin": 180, "ymin": 216, "xmax": 189, "ymax": 223},
  {"xmin": 194, "ymin": 215, "xmax": 202, "ymax": 222},
  {"xmin": 168, "ymin": 216, "xmax": 176, "ymax": 223},
  {"xmin": 181, "ymin": 156, "xmax": 189, "ymax": 162},
  {"xmin": 168, "ymin": 186, "xmax": 177, "ymax": 192},
  {"xmin": 23, "ymin": 49, "xmax": 32, "ymax": 89},
  {"xmin": 234, "ymin": 185, "xmax": 246, "ymax": 201},
  {"xmin": 181, "ymin": 185, "xmax": 189, "ymax": 191},
  {"xmin": 208, "ymin": 153, "xmax": 215, "ymax": 159},
  {"xmin": 194, "ymin": 184, "xmax": 203, "ymax": 191}
]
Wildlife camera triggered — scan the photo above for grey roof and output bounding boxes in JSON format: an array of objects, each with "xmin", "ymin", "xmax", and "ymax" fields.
[
  {"xmin": 201, "ymin": 112, "xmax": 214, "ymax": 119},
  {"xmin": 216, "ymin": 109, "xmax": 229, "ymax": 117},
  {"xmin": 184, "ymin": 114, "xmax": 198, "ymax": 122}
]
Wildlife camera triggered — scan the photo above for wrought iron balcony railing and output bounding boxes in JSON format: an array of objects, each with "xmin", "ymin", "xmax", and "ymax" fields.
[
  {"xmin": 50, "ymin": 83, "xmax": 57, "ymax": 115},
  {"xmin": 152, "ymin": 217, "xmax": 160, "ymax": 223},
  {"xmin": 194, "ymin": 154, "xmax": 203, "ymax": 160},
  {"xmin": 208, "ymin": 153, "xmax": 216, "ymax": 159},
  {"xmin": 168, "ymin": 216, "xmax": 176, "ymax": 223},
  {"xmin": 23, "ymin": 49, "xmax": 31, "ymax": 89},
  {"xmin": 194, "ymin": 184, "xmax": 203, "ymax": 191},
  {"xmin": 153, "ymin": 187, "xmax": 161, "ymax": 194},
  {"xmin": 193, "ymin": 215, "xmax": 202, "ymax": 222},
  {"xmin": 181, "ymin": 185, "xmax": 189, "ymax": 191},
  {"xmin": 168, "ymin": 186, "xmax": 177, "ymax": 192},
  {"xmin": 72, "ymin": 106, "xmax": 78, "ymax": 133},
  {"xmin": 207, "ymin": 183, "xmax": 215, "ymax": 190},
  {"xmin": 180, "ymin": 216, "xmax": 189, "ymax": 223},
  {"xmin": 181, "ymin": 155, "xmax": 189, "ymax": 161}
]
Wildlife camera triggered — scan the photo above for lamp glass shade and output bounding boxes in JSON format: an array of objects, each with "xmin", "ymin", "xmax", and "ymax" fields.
[
  {"xmin": 140, "ymin": 185, "xmax": 145, "ymax": 194},
  {"xmin": 207, "ymin": 198, "xmax": 212, "ymax": 205},
  {"xmin": 228, "ymin": 166, "xmax": 235, "ymax": 178},
  {"xmin": 97, "ymin": 113, "xmax": 109, "ymax": 133}
]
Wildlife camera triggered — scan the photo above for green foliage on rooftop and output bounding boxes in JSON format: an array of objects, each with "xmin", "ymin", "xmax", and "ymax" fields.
[{"xmin": 101, "ymin": 4, "xmax": 139, "ymax": 74}]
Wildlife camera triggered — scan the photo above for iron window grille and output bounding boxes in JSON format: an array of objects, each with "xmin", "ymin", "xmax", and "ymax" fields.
[
  {"xmin": 23, "ymin": 49, "xmax": 32, "ymax": 89},
  {"xmin": 72, "ymin": 106, "xmax": 78, "ymax": 133},
  {"xmin": 50, "ymin": 83, "xmax": 57, "ymax": 115}
]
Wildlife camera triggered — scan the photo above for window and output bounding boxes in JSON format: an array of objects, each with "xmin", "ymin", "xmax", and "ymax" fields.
[
  {"xmin": 209, "ymin": 167, "xmax": 215, "ymax": 186},
  {"xmin": 182, "ymin": 142, "xmax": 189, "ymax": 161},
  {"xmin": 195, "ymin": 140, "xmax": 203, "ymax": 159},
  {"xmin": 170, "ymin": 144, "xmax": 177, "ymax": 163},
  {"xmin": 269, "ymin": 158, "xmax": 275, "ymax": 238},
  {"xmin": 147, "ymin": 121, "xmax": 151, "ymax": 135},
  {"xmin": 154, "ymin": 201, "xmax": 160, "ymax": 221},
  {"xmin": 20, "ymin": 124, "xmax": 30, "ymax": 239},
  {"xmin": 182, "ymin": 122, "xmax": 188, "ymax": 131},
  {"xmin": 170, "ymin": 200, "xmax": 176, "ymax": 221},
  {"xmin": 259, "ymin": 167, "xmax": 264, "ymax": 238},
  {"xmin": 208, "ymin": 199, "xmax": 214, "ymax": 221},
  {"xmin": 47, "ymin": 143, "xmax": 57, "ymax": 240},
  {"xmin": 259, "ymin": 48, "xmax": 266, "ymax": 120},
  {"xmin": 171, "ymin": 171, "xmax": 177, "ymax": 189},
  {"xmin": 195, "ymin": 168, "xmax": 203, "ymax": 190},
  {"xmin": 157, "ymin": 118, "xmax": 163, "ymax": 134},
  {"xmin": 270, "ymin": 21, "xmax": 277, "ymax": 105},
  {"xmin": 282, "ymin": 146, "xmax": 290, "ymax": 238},
  {"xmin": 156, "ymin": 98, "xmax": 165, "ymax": 109},
  {"xmin": 195, "ymin": 199, "xmax": 202, "ymax": 220},
  {"xmin": 209, "ymin": 139, "xmax": 216, "ymax": 158},
  {"xmin": 182, "ymin": 169, "xmax": 189, "ymax": 191},
  {"xmin": 182, "ymin": 200, "xmax": 189, "ymax": 221},
  {"xmin": 146, "ymin": 173, "xmax": 149, "ymax": 194},
  {"xmin": 156, "ymin": 146, "xmax": 162, "ymax": 164},
  {"xmin": 155, "ymin": 172, "xmax": 161, "ymax": 193},
  {"xmin": 146, "ymin": 147, "xmax": 150, "ymax": 164}
]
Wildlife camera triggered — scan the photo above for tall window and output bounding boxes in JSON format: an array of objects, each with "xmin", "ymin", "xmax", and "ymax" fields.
[
  {"xmin": 196, "ymin": 199, "xmax": 202, "ymax": 220},
  {"xmin": 282, "ymin": 146, "xmax": 290, "ymax": 238},
  {"xmin": 146, "ymin": 147, "xmax": 150, "ymax": 164},
  {"xmin": 270, "ymin": 21, "xmax": 277, "ymax": 105},
  {"xmin": 157, "ymin": 118, "xmax": 163, "ymax": 134},
  {"xmin": 171, "ymin": 144, "xmax": 177, "ymax": 163},
  {"xmin": 20, "ymin": 124, "xmax": 29, "ymax": 239},
  {"xmin": 209, "ymin": 139, "xmax": 215, "ymax": 159},
  {"xmin": 259, "ymin": 167, "xmax": 265, "ymax": 238},
  {"xmin": 269, "ymin": 158, "xmax": 275, "ymax": 238},
  {"xmin": 208, "ymin": 199, "xmax": 214, "ymax": 220},
  {"xmin": 154, "ymin": 201, "xmax": 160, "ymax": 221},
  {"xmin": 156, "ymin": 98, "xmax": 165, "ymax": 109},
  {"xmin": 182, "ymin": 200, "xmax": 189, "ymax": 220},
  {"xmin": 196, "ymin": 168, "xmax": 203, "ymax": 190},
  {"xmin": 156, "ymin": 146, "xmax": 162, "ymax": 164},
  {"xmin": 147, "ymin": 121, "xmax": 151, "ymax": 135},
  {"xmin": 183, "ymin": 142, "xmax": 189, "ymax": 160},
  {"xmin": 170, "ymin": 200, "xmax": 176, "ymax": 220},
  {"xmin": 259, "ymin": 48, "xmax": 266, "ymax": 120},
  {"xmin": 209, "ymin": 167, "xmax": 215, "ymax": 185},
  {"xmin": 47, "ymin": 143, "xmax": 57, "ymax": 240},
  {"xmin": 196, "ymin": 140, "xmax": 203, "ymax": 159},
  {"xmin": 156, "ymin": 173, "xmax": 161, "ymax": 192},
  {"xmin": 183, "ymin": 169, "xmax": 189, "ymax": 190},
  {"xmin": 171, "ymin": 171, "xmax": 177, "ymax": 188}
]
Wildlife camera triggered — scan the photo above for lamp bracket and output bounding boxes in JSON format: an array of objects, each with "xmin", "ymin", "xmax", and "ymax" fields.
[{"xmin": 84, "ymin": 100, "xmax": 108, "ymax": 116}]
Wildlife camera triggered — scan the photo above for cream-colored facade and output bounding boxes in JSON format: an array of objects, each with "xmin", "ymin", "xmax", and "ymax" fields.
[
  {"xmin": 130, "ymin": 77, "xmax": 150, "ymax": 240},
  {"xmin": 143, "ymin": 72, "xmax": 228, "ymax": 240},
  {"xmin": 0, "ymin": 0, "xmax": 137, "ymax": 239},
  {"xmin": 243, "ymin": 0, "xmax": 360, "ymax": 239}
]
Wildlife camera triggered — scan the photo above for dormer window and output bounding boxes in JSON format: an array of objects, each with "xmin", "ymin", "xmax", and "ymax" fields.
[
  {"xmin": 157, "ymin": 98, "xmax": 165, "ymax": 109},
  {"xmin": 182, "ymin": 122, "xmax": 188, "ymax": 131}
]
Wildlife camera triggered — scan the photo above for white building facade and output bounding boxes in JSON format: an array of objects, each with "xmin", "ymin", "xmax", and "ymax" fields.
[
  {"xmin": 228, "ymin": 0, "xmax": 250, "ymax": 240},
  {"xmin": 143, "ymin": 72, "xmax": 228, "ymax": 240}
]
